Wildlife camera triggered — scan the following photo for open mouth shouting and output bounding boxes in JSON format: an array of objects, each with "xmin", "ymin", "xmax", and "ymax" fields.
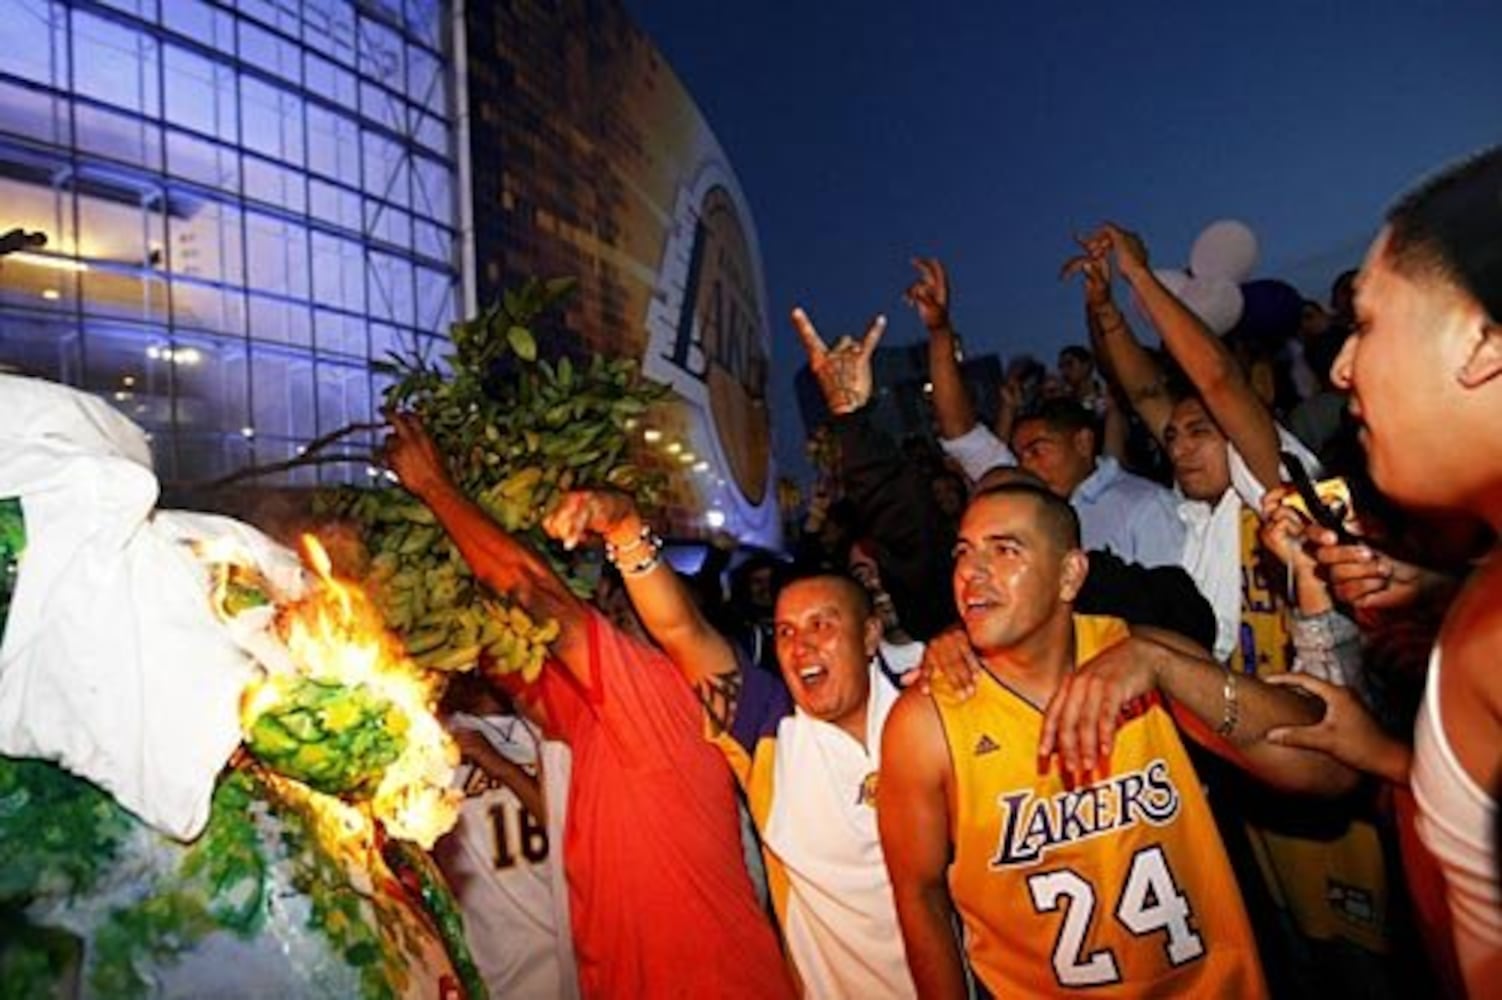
[{"xmin": 796, "ymin": 662, "xmax": 830, "ymax": 689}]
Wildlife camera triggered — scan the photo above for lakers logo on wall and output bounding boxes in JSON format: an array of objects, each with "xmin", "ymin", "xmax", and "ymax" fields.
[
  {"xmin": 687, "ymin": 186, "xmax": 770, "ymax": 503},
  {"xmin": 645, "ymin": 164, "xmax": 775, "ymax": 513}
]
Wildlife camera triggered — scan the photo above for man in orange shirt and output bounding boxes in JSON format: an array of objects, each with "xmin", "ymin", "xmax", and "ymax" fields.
[{"xmin": 384, "ymin": 412, "xmax": 794, "ymax": 999}]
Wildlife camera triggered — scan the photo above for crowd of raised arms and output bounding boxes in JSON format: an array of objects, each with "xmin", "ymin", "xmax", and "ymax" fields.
[{"xmin": 396, "ymin": 147, "xmax": 1502, "ymax": 999}]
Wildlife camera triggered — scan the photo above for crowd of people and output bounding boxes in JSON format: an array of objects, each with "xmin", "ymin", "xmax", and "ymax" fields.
[{"xmin": 396, "ymin": 147, "xmax": 1501, "ymax": 998}]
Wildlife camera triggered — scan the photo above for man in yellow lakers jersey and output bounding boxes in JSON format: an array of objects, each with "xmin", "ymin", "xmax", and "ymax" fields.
[{"xmin": 878, "ymin": 483, "xmax": 1357, "ymax": 998}]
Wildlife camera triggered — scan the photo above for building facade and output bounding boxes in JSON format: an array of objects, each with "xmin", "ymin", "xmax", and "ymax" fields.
[
  {"xmin": 0, "ymin": 0, "xmax": 461, "ymax": 487},
  {"xmin": 0, "ymin": 0, "xmax": 776, "ymax": 546},
  {"xmin": 463, "ymin": 0, "xmax": 779, "ymax": 548}
]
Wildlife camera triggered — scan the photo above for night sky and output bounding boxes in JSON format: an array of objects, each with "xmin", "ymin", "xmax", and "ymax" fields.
[{"xmin": 627, "ymin": 1, "xmax": 1502, "ymax": 484}]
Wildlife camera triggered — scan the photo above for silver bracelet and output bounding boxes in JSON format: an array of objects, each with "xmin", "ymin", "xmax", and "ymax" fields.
[{"xmin": 1217, "ymin": 670, "xmax": 1240, "ymax": 738}]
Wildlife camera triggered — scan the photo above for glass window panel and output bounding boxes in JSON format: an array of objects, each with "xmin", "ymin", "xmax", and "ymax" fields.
[
  {"xmin": 171, "ymin": 279, "xmax": 246, "ymax": 335},
  {"xmin": 1, "ymin": 0, "xmax": 70, "ymax": 87},
  {"xmin": 302, "ymin": 0, "xmax": 356, "ymax": 56},
  {"xmin": 77, "ymin": 185, "xmax": 155, "ymax": 266},
  {"xmin": 0, "ymin": 312, "xmax": 82, "ymax": 383},
  {"xmin": 240, "ymin": 77, "xmax": 304, "ymax": 166},
  {"xmin": 0, "ymin": 78, "xmax": 72, "ymax": 146},
  {"xmin": 73, "ymin": 12, "xmax": 159, "ymax": 118},
  {"xmin": 308, "ymin": 179, "xmax": 362, "ymax": 234},
  {"xmin": 81, "ymin": 266, "xmax": 168, "ymax": 323},
  {"xmin": 412, "ymin": 219, "xmax": 450, "ymax": 266},
  {"xmin": 163, "ymin": 46, "xmax": 238, "ymax": 141},
  {"xmin": 239, "ymin": 20, "xmax": 299, "ymax": 86},
  {"xmin": 247, "ymin": 293, "xmax": 311, "ymax": 346},
  {"xmin": 306, "ymin": 105, "xmax": 361, "ymax": 185},
  {"xmin": 74, "ymin": 103, "xmax": 162, "ymax": 171},
  {"xmin": 243, "ymin": 156, "xmax": 306, "ymax": 213},
  {"xmin": 414, "ymin": 113, "xmax": 448, "ymax": 156},
  {"xmin": 166, "ymin": 130, "xmax": 240, "ymax": 192},
  {"xmin": 406, "ymin": 44, "xmax": 443, "ymax": 112},
  {"xmin": 364, "ymin": 201, "xmax": 411, "ymax": 249},
  {"xmin": 238, "ymin": 0, "xmax": 300, "ymax": 38},
  {"xmin": 366, "ymin": 252, "xmax": 412, "ymax": 326},
  {"xmin": 0, "ymin": 173, "xmax": 70, "ymax": 255},
  {"xmin": 250, "ymin": 345, "xmax": 315, "ymax": 441},
  {"xmin": 245, "ymin": 212, "xmax": 309, "ymax": 299},
  {"xmin": 175, "ymin": 430, "xmax": 253, "ymax": 484},
  {"xmin": 162, "ymin": 331, "xmax": 250, "ymax": 436},
  {"xmin": 359, "ymin": 80, "xmax": 405, "ymax": 134},
  {"xmin": 87, "ymin": 322, "xmax": 171, "ymax": 433},
  {"xmin": 404, "ymin": 0, "xmax": 443, "ymax": 51},
  {"xmin": 357, "ymin": 15, "xmax": 404, "ymax": 92},
  {"xmin": 96, "ymin": 0, "xmax": 157, "ymax": 21},
  {"xmin": 414, "ymin": 265, "xmax": 452, "ymax": 333},
  {"xmin": 305, "ymin": 52, "xmax": 358, "ymax": 111},
  {"xmin": 310, "ymin": 230, "xmax": 365, "ymax": 313},
  {"xmin": 317, "ymin": 360, "xmax": 370, "ymax": 435},
  {"xmin": 169, "ymin": 199, "xmax": 244, "ymax": 286},
  {"xmin": 162, "ymin": 0, "xmax": 234, "ymax": 49},
  {"xmin": 314, "ymin": 308, "xmax": 366, "ymax": 358},
  {"xmin": 411, "ymin": 156, "xmax": 452, "ymax": 226},
  {"xmin": 369, "ymin": 322, "xmax": 409, "ymax": 363},
  {"xmin": 361, "ymin": 130, "xmax": 409, "ymax": 206}
]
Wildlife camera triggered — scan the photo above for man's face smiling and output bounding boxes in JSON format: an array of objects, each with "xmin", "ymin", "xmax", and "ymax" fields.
[
  {"xmin": 774, "ymin": 577, "xmax": 880, "ymax": 739},
  {"xmin": 952, "ymin": 493, "xmax": 1077, "ymax": 656}
]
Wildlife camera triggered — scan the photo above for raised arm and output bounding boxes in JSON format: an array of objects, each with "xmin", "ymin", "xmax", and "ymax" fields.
[
  {"xmin": 792, "ymin": 305, "xmax": 959, "ymax": 640},
  {"xmin": 1039, "ymin": 628, "xmax": 1359, "ymax": 797},
  {"xmin": 541, "ymin": 489, "xmax": 743, "ymax": 734},
  {"xmin": 878, "ymin": 690, "xmax": 968, "ymax": 999},
  {"xmin": 1065, "ymin": 248, "xmax": 1174, "ymax": 442},
  {"xmin": 1095, "ymin": 223, "xmax": 1284, "ymax": 489},
  {"xmin": 905, "ymin": 257, "xmax": 978, "ymax": 441},
  {"xmin": 383, "ymin": 411, "xmax": 591, "ymax": 680}
]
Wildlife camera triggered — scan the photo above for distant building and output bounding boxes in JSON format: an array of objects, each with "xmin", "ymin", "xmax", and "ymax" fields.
[
  {"xmin": 0, "ymin": 0, "xmax": 460, "ymax": 487},
  {"xmin": 0, "ymin": 0, "xmax": 779, "ymax": 546},
  {"xmin": 794, "ymin": 340, "xmax": 1004, "ymax": 450}
]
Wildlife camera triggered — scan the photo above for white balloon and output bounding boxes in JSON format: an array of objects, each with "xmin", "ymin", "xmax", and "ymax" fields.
[
  {"xmin": 1179, "ymin": 276, "xmax": 1245, "ymax": 335},
  {"xmin": 1189, "ymin": 219, "xmax": 1259, "ymax": 282},
  {"xmin": 1153, "ymin": 268, "xmax": 1192, "ymax": 297}
]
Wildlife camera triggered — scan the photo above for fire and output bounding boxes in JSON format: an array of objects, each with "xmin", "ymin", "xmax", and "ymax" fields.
[{"xmin": 232, "ymin": 534, "xmax": 460, "ymax": 849}]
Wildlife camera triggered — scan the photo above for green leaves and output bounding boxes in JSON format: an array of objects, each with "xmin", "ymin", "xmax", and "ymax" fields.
[
  {"xmin": 313, "ymin": 274, "xmax": 670, "ymax": 683},
  {"xmin": 506, "ymin": 325, "xmax": 537, "ymax": 362}
]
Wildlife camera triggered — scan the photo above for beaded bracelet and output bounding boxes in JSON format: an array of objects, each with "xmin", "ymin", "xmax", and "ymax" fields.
[{"xmin": 606, "ymin": 523, "xmax": 662, "ymax": 577}]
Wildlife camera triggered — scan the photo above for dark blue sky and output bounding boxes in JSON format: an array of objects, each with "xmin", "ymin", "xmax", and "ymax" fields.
[{"xmin": 628, "ymin": 1, "xmax": 1502, "ymax": 483}]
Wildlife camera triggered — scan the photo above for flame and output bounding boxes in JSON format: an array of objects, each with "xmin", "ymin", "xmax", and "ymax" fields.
[{"xmin": 232, "ymin": 534, "xmax": 460, "ymax": 849}]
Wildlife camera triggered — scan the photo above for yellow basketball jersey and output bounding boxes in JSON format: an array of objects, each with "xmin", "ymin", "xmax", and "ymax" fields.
[{"xmin": 934, "ymin": 615, "xmax": 1267, "ymax": 998}]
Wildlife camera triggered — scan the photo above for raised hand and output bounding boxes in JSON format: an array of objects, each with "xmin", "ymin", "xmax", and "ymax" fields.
[
  {"xmin": 1060, "ymin": 248, "xmax": 1113, "ymax": 309},
  {"xmin": 903, "ymin": 257, "xmax": 952, "ymax": 332},
  {"xmin": 791, "ymin": 306, "xmax": 888, "ymax": 415},
  {"xmin": 1260, "ymin": 486, "xmax": 1333, "ymax": 614},
  {"xmin": 541, "ymin": 489, "xmax": 641, "ymax": 551},
  {"xmin": 382, "ymin": 410, "xmax": 453, "ymax": 502}
]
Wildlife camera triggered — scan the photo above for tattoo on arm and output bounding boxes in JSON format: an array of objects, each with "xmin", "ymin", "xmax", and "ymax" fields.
[{"xmin": 695, "ymin": 669, "xmax": 744, "ymax": 737}]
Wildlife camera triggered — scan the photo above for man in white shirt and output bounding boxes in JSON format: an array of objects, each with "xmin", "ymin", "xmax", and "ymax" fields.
[
  {"xmin": 542, "ymin": 484, "xmax": 916, "ymax": 999},
  {"xmin": 435, "ymin": 675, "xmax": 580, "ymax": 1000},
  {"xmin": 906, "ymin": 259, "xmax": 1185, "ymax": 570}
]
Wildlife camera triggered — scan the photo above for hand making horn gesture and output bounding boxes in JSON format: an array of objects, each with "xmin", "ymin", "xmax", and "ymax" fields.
[{"xmin": 790, "ymin": 306, "xmax": 887, "ymax": 416}]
